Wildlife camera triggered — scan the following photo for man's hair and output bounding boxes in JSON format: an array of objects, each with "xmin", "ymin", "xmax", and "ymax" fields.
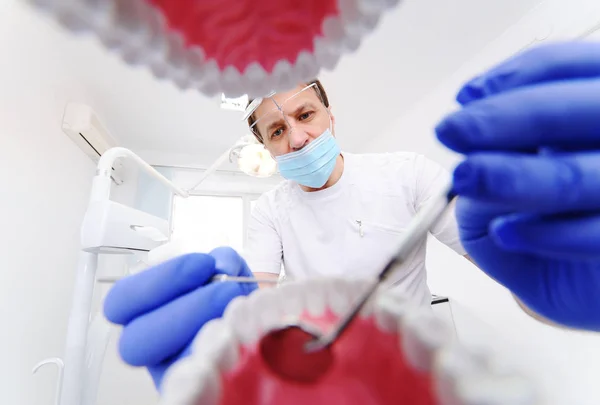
[{"xmin": 246, "ymin": 79, "xmax": 330, "ymax": 144}]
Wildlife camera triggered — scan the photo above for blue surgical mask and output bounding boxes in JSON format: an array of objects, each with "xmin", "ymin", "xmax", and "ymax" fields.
[{"xmin": 275, "ymin": 129, "xmax": 340, "ymax": 188}]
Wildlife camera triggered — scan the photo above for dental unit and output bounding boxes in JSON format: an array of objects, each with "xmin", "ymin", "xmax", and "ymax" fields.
[
  {"xmin": 33, "ymin": 137, "xmax": 278, "ymax": 405},
  {"xmin": 33, "ymin": 147, "xmax": 187, "ymax": 405}
]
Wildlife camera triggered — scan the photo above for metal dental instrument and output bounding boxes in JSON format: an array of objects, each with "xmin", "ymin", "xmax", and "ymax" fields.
[
  {"xmin": 98, "ymin": 274, "xmax": 279, "ymax": 284},
  {"xmin": 304, "ymin": 182, "xmax": 456, "ymax": 352},
  {"xmin": 210, "ymin": 274, "xmax": 280, "ymax": 284}
]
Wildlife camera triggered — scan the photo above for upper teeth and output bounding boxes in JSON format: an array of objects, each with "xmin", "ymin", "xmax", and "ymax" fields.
[
  {"xmin": 158, "ymin": 278, "xmax": 538, "ymax": 405},
  {"xmin": 27, "ymin": 0, "xmax": 401, "ymax": 98}
]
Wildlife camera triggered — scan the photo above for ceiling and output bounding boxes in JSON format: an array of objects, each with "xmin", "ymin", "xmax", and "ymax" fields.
[{"xmin": 27, "ymin": 0, "xmax": 545, "ymax": 169}]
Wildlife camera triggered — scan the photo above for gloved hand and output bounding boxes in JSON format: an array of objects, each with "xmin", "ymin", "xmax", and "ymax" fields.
[
  {"xmin": 435, "ymin": 41, "xmax": 600, "ymax": 331},
  {"xmin": 103, "ymin": 247, "xmax": 257, "ymax": 390}
]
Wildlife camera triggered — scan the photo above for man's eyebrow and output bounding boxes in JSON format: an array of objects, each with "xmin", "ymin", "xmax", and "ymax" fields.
[
  {"xmin": 291, "ymin": 102, "xmax": 316, "ymax": 115},
  {"xmin": 265, "ymin": 117, "xmax": 285, "ymax": 134}
]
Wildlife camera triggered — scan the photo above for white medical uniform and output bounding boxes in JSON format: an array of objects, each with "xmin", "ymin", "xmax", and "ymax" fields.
[{"xmin": 244, "ymin": 152, "xmax": 466, "ymax": 307}]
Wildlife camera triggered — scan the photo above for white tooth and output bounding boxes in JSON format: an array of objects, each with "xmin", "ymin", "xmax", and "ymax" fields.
[
  {"xmin": 293, "ymin": 51, "xmax": 320, "ymax": 83},
  {"xmin": 54, "ymin": 1, "xmax": 97, "ymax": 33},
  {"xmin": 356, "ymin": 12, "xmax": 381, "ymax": 33},
  {"xmin": 137, "ymin": 10, "xmax": 171, "ymax": 79},
  {"xmin": 100, "ymin": 0, "xmax": 149, "ymax": 53},
  {"xmin": 270, "ymin": 59, "xmax": 298, "ymax": 95},
  {"xmin": 324, "ymin": 279, "xmax": 353, "ymax": 316},
  {"xmin": 196, "ymin": 60, "xmax": 222, "ymax": 97},
  {"xmin": 165, "ymin": 33, "xmax": 193, "ymax": 90},
  {"xmin": 321, "ymin": 16, "xmax": 346, "ymax": 43},
  {"xmin": 373, "ymin": 292, "xmax": 410, "ymax": 333},
  {"xmin": 161, "ymin": 359, "xmax": 220, "ymax": 405},
  {"xmin": 340, "ymin": 32, "xmax": 363, "ymax": 53},
  {"xmin": 434, "ymin": 343, "xmax": 489, "ymax": 405},
  {"xmin": 401, "ymin": 307, "xmax": 454, "ymax": 372},
  {"xmin": 113, "ymin": 0, "xmax": 149, "ymax": 49},
  {"xmin": 120, "ymin": 43, "xmax": 148, "ymax": 66},
  {"xmin": 252, "ymin": 287, "xmax": 287, "ymax": 333},
  {"xmin": 147, "ymin": 33, "xmax": 173, "ymax": 79},
  {"xmin": 26, "ymin": 0, "xmax": 59, "ymax": 13},
  {"xmin": 243, "ymin": 62, "xmax": 269, "ymax": 99},
  {"xmin": 220, "ymin": 66, "xmax": 244, "ymax": 98},
  {"xmin": 150, "ymin": 59, "xmax": 170, "ymax": 79},
  {"xmin": 435, "ymin": 343, "xmax": 488, "ymax": 379},
  {"xmin": 336, "ymin": 0, "xmax": 372, "ymax": 45},
  {"xmin": 345, "ymin": 279, "xmax": 374, "ymax": 318},
  {"xmin": 356, "ymin": 0, "xmax": 401, "ymax": 15},
  {"xmin": 313, "ymin": 37, "xmax": 341, "ymax": 71},
  {"xmin": 456, "ymin": 373, "xmax": 537, "ymax": 405},
  {"xmin": 223, "ymin": 295, "xmax": 260, "ymax": 345},
  {"xmin": 275, "ymin": 281, "xmax": 307, "ymax": 318},
  {"xmin": 305, "ymin": 279, "xmax": 327, "ymax": 317},
  {"xmin": 186, "ymin": 46, "xmax": 207, "ymax": 86},
  {"xmin": 191, "ymin": 319, "xmax": 239, "ymax": 373},
  {"xmin": 338, "ymin": 0, "xmax": 361, "ymax": 24}
]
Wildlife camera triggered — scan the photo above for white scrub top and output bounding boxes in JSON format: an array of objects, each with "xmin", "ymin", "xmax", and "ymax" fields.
[{"xmin": 244, "ymin": 152, "xmax": 466, "ymax": 307}]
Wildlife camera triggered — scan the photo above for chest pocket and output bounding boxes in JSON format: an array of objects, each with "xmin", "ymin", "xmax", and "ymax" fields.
[{"xmin": 344, "ymin": 219, "xmax": 408, "ymax": 279}]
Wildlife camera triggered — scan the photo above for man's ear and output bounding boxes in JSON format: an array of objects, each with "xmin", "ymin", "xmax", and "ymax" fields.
[{"xmin": 328, "ymin": 107, "xmax": 336, "ymax": 135}]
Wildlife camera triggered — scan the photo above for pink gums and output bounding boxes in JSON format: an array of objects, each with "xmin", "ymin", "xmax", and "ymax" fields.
[
  {"xmin": 145, "ymin": 0, "xmax": 339, "ymax": 73},
  {"xmin": 216, "ymin": 309, "xmax": 437, "ymax": 405}
]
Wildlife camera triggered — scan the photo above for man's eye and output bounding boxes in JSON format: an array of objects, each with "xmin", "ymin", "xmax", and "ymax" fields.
[
  {"xmin": 271, "ymin": 128, "xmax": 284, "ymax": 138},
  {"xmin": 298, "ymin": 111, "xmax": 313, "ymax": 120}
]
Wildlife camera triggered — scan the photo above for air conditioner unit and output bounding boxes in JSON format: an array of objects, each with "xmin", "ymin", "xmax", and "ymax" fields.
[
  {"xmin": 62, "ymin": 102, "xmax": 123, "ymax": 184},
  {"xmin": 220, "ymin": 93, "xmax": 249, "ymax": 112}
]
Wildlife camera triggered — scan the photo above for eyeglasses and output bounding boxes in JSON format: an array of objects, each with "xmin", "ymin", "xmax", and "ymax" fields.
[{"xmin": 245, "ymin": 83, "xmax": 329, "ymax": 141}]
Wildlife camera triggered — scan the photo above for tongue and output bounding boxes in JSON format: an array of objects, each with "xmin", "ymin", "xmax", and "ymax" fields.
[
  {"xmin": 145, "ymin": 0, "xmax": 339, "ymax": 73},
  {"xmin": 218, "ymin": 310, "xmax": 437, "ymax": 405}
]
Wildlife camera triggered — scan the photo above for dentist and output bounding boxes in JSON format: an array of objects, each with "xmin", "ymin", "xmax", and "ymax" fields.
[{"xmin": 242, "ymin": 79, "xmax": 471, "ymax": 296}]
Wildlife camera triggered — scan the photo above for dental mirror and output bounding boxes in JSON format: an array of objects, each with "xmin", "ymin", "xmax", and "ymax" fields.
[{"xmin": 259, "ymin": 321, "xmax": 333, "ymax": 383}]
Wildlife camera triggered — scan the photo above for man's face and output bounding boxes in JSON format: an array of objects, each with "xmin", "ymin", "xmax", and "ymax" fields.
[{"xmin": 253, "ymin": 84, "xmax": 334, "ymax": 157}]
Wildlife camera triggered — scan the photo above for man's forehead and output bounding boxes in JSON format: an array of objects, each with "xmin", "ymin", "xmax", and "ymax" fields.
[{"xmin": 254, "ymin": 84, "xmax": 320, "ymax": 116}]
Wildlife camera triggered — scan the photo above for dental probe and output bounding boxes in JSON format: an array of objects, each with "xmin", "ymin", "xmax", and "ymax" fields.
[
  {"xmin": 210, "ymin": 274, "xmax": 280, "ymax": 284},
  {"xmin": 97, "ymin": 274, "xmax": 279, "ymax": 284},
  {"xmin": 304, "ymin": 182, "xmax": 456, "ymax": 353}
]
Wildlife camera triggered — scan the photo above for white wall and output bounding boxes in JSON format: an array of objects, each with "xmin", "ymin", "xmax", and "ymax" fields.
[
  {"xmin": 0, "ymin": 3, "xmax": 96, "ymax": 404},
  {"xmin": 0, "ymin": 3, "xmax": 157, "ymax": 405},
  {"xmin": 367, "ymin": 1, "xmax": 600, "ymax": 404}
]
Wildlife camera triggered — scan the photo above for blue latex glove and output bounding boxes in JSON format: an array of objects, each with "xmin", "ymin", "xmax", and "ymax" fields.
[
  {"xmin": 435, "ymin": 41, "xmax": 600, "ymax": 331},
  {"xmin": 103, "ymin": 247, "xmax": 257, "ymax": 390}
]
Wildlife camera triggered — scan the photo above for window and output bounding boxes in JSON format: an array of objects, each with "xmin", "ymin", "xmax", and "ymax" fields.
[
  {"xmin": 171, "ymin": 194, "xmax": 261, "ymax": 253},
  {"xmin": 171, "ymin": 193, "xmax": 286, "ymax": 280},
  {"xmin": 171, "ymin": 195, "xmax": 244, "ymax": 253}
]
